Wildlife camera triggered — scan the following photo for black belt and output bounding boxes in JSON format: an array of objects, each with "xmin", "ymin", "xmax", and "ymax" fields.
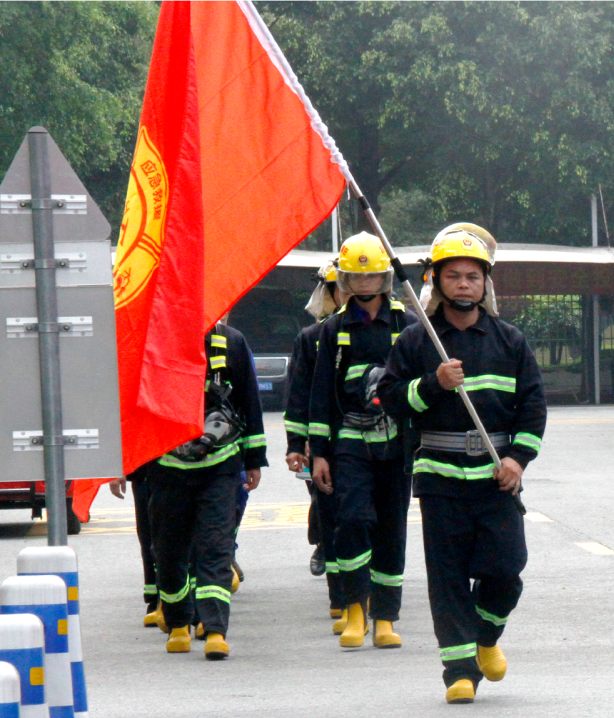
[{"xmin": 420, "ymin": 430, "xmax": 510, "ymax": 457}]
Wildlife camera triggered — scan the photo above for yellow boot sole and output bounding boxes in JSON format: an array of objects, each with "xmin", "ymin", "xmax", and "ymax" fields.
[
  {"xmin": 477, "ymin": 644, "xmax": 507, "ymax": 681},
  {"xmin": 205, "ymin": 632, "xmax": 229, "ymax": 660},
  {"xmin": 446, "ymin": 679, "xmax": 475, "ymax": 704},
  {"xmin": 166, "ymin": 626, "xmax": 191, "ymax": 653}
]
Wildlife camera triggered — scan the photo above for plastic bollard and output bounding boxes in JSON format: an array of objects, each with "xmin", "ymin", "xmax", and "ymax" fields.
[
  {"xmin": 17, "ymin": 549, "xmax": 86, "ymax": 718},
  {"xmin": 0, "ymin": 614, "xmax": 48, "ymax": 718},
  {"xmin": 0, "ymin": 661, "xmax": 21, "ymax": 718},
  {"xmin": 1, "ymin": 577, "xmax": 73, "ymax": 718}
]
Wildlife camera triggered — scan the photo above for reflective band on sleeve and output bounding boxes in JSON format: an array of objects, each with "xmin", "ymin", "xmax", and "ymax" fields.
[
  {"xmin": 144, "ymin": 584, "xmax": 157, "ymax": 595},
  {"xmin": 390, "ymin": 300, "xmax": 405, "ymax": 311},
  {"xmin": 243, "ymin": 434, "xmax": 267, "ymax": 449},
  {"xmin": 316, "ymin": 340, "xmax": 320, "ymax": 349},
  {"xmin": 476, "ymin": 605, "xmax": 508, "ymax": 626},
  {"xmin": 195, "ymin": 585, "xmax": 231, "ymax": 605},
  {"xmin": 462, "ymin": 374, "xmax": 516, "ymax": 393},
  {"xmin": 337, "ymin": 332, "xmax": 350, "ymax": 346},
  {"xmin": 210, "ymin": 334, "xmax": 227, "ymax": 349},
  {"xmin": 190, "ymin": 577, "xmax": 196, "ymax": 589},
  {"xmin": 440, "ymin": 643, "xmax": 477, "ymax": 661},
  {"xmin": 309, "ymin": 423, "xmax": 331, "ymax": 438},
  {"xmin": 513, "ymin": 432, "xmax": 542, "ymax": 451},
  {"xmin": 338, "ymin": 549, "xmax": 372, "ymax": 572},
  {"xmin": 158, "ymin": 442, "xmax": 241, "ymax": 469},
  {"xmin": 370, "ymin": 569, "xmax": 403, "ymax": 587},
  {"xmin": 337, "ymin": 423, "xmax": 398, "ymax": 443},
  {"xmin": 391, "ymin": 333, "xmax": 400, "ymax": 344},
  {"xmin": 209, "ymin": 356, "xmax": 227, "ymax": 370},
  {"xmin": 414, "ymin": 458, "xmax": 496, "ymax": 480},
  {"xmin": 345, "ymin": 364, "xmax": 369, "ymax": 382},
  {"xmin": 160, "ymin": 578, "xmax": 191, "ymax": 604},
  {"xmin": 408, "ymin": 378, "xmax": 428, "ymax": 412},
  {"xmin": 325, "ymin": 562, "xmax": 340, "ymax": 574},
  {"xmin": 284, "ymin": 419, "xmax": 308, "ymax": 437}
]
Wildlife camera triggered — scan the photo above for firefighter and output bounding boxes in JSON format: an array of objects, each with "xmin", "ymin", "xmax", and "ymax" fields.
[
  {"xmin": 309, "ymin": 232, "xmax": 418, "ymax": 649},
  {"xmin": 285, "ymin": 258, "xmax": 347, "ymax": 625},
  {"xmin": 109, "ymin": 464, "xmax": 158, "ymax": 626},
  {"xmin": 147, "ymin": 321, "xmax": 267, "ymax": 660},
  {"xmin": 378, "ymin": 225, "xmax": 547, "ymax": 703}
]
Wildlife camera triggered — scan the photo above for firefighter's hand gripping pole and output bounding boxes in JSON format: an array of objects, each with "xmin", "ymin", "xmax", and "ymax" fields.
[{"xmin": 347, "ymin": 178, "xmax": 526, "ymax": 516}]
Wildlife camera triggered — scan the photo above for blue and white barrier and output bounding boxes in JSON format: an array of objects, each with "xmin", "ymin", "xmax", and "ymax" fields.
[
  {"xmin": 1, "ymin": 577, "xmax": 73, "ymax": 718},
  {"xmin": 0, "ymin": 614, "xmax": 47, "ymax": 718},
  {"xmin": 0, "ymin": 661, "xmax": 21, "ymax": 718},
  {"xmin": 17, "ymin": 549, "xmax": 86, "ymax": 718}
]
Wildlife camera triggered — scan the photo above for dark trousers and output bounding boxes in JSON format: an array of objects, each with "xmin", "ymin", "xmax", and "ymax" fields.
[
  {"xmin": 420, "ymin": 493, "xmax": 527, "ymax": 688},
  {"xmin": 333, "ymin": 452, "xmax": 409, "ymax": 621},
  {"xmin": 316, "ymin": 488, "xmax": 345, "ymax": 609},
  {"xmin": 130, "ymin": 473, "xmax": 158, "ymax": 610},
  {"xmin": 149, "ymin": 469, "xmax": 238, "ymax": 635}
]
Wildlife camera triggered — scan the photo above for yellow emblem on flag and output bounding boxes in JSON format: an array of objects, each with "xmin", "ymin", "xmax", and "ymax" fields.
[
  {"xmin": 57, "ymin": 619, "xmax": 68, "ymax": 635},
  {"xmin": 114, "ymin": 126, "xmax": 169, "ymax": 309}
]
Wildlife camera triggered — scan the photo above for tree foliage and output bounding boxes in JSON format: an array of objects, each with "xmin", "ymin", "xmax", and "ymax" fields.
[
  {"xmin": 0, "ymin": 1, "xmax": 158, "ymax": 236},
  {"xmin": 261, "ymin": 1, "xmax": 614, "ymax": 246}
]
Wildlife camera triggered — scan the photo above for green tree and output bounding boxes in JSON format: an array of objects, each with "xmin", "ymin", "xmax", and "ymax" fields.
[
  {"xmin": 0, "ymin": 1, "xmax": 158, "ymax": 238},
  {"xmin": 261, "ymin": 2, "xmax": 614, "ymax": 246}
]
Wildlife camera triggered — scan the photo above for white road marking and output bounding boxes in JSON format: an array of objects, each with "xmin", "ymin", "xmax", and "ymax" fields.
[{"xmin": 575, "ymin": 542, "xmax": 614, "ymax": 556}]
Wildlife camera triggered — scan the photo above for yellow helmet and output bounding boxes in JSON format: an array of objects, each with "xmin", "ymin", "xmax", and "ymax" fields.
[
  {"xmin": 435, "ymin": 223, "xmax": 496, "ymax": 266},
  {"xmin": 317, "ymin": 258, "xmax": 338, "ymax": 284},
  {"xmin": 430, "ymin": 228, "xmax": 492, "ymax": 271},
  {"xmin": 337, "ymin": 232, "xmax": 393, "ymax": 297}
]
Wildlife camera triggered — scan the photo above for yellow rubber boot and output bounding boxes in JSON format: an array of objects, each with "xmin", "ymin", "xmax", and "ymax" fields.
[
  {"xmin": 332, "ymin": 608, "xmax": 348, "ymax": 635},
  {"xmin": 156, "ymin": 603, "xmax": 170, "ymax": 634},
  {"xmin": 330, "ymin": 608, "xmax": 343, "ymax": 619},
  {"xmin": 143, "ymin": 606, "xmax": 159, "ymax": 628},
  {"xmin": 231, "ymin": 566, "xmax": 240, "ymax": 594},
  {"xmin": 195, "ymin": 622, "xmax": 205, "ymax": 639},
  {"xmin": 446, "ymin": 679, "xmax": 475, "ymax": 704},
  {"xmin": 204, "ymin": 632, "xmax": 229, "ymax": 660},
  {"xmin": 166, "ymin": 626, "xmax": 191, "ymax": 653},
  {"xmin": 477, "ymin": 644, "xmax": 507, "ymax": 681},
  {"xmin": 339, "ymin": 603, "xmax": 368, "ymax": 648},
  {"xmin": 372, "ymin": 620, "xmax": 402, "ymax": 648}
]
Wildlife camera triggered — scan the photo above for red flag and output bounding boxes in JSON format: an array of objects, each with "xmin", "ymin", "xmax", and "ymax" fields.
[{"xmin": 115, "ymin": 1, "xmax": 347, "ymax": 474}]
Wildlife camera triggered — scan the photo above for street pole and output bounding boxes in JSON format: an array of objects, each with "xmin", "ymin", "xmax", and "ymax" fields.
[
  {"xmin": 347, "ymin": 178, "xmax": 526, "ymax": 515},
  {"xmin": 591, "ymin": 194, "xmax": 600, "ymax": 405},
  {"xmin": 28, "ymin": 127, "xmax": 68, "ymax": 546}
]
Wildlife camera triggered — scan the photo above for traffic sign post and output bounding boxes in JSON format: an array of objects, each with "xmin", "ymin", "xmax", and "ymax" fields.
[{"xmin": 0, "ymin": 127, "xmax": 123, "ymax": 545}]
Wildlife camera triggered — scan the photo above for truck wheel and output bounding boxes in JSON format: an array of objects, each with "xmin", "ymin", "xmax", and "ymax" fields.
[{"xmin": 66, "ymin": 498, "xmax": 81, "ymax": 535}]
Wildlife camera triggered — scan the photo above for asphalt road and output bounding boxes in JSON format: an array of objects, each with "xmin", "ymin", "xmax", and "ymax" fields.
[{"xmin": 0, "ymin": 406, "xmax": 613, "ymax": 717}]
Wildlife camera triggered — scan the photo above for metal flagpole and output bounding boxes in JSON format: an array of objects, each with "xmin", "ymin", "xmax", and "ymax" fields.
[{"xmin": 346, "ymin": 178, "xmax": 526, "ymax": 515}]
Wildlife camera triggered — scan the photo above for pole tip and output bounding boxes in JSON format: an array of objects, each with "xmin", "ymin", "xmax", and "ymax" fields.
[{"xmin": 28, "ymin": 126, "xmax": 48, "ymax": 134}]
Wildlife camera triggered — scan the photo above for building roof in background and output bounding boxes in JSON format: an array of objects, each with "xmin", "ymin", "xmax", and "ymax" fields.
[{"xmin": 278, "ymin": 244, "xmax": 614, "ymax": 267}]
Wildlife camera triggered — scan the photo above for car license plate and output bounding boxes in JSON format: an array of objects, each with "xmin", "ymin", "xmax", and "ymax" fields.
[{"xmin": 258, "ymin": 382, "xmax": 273, "ymax": 391}]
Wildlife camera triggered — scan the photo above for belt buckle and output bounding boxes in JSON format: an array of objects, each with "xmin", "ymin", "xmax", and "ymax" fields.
[{"xmin": 465, "ymin": 430, "xmax": 485, "ymax": 456}]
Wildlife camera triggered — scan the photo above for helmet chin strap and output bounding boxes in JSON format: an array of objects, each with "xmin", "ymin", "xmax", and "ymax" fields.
[{"xmin": 355, "ymin": 294, "xmax": 377, "ymax": 302}]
